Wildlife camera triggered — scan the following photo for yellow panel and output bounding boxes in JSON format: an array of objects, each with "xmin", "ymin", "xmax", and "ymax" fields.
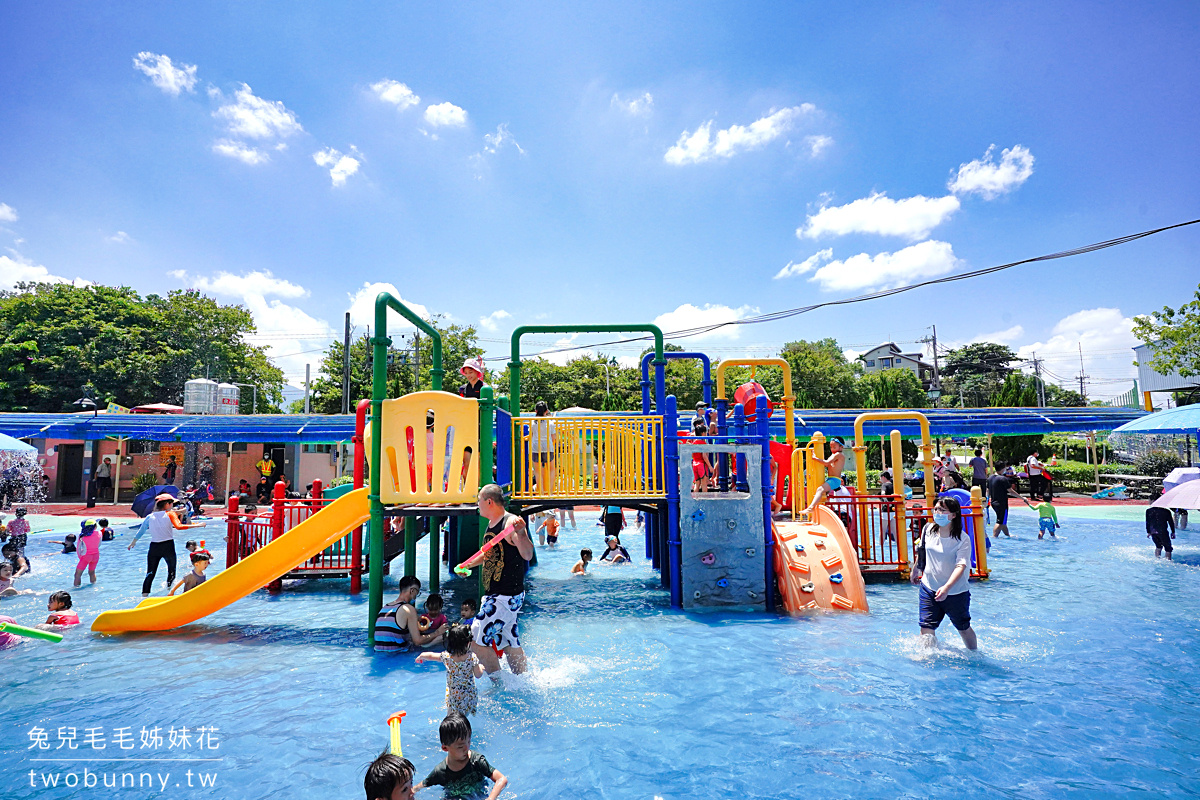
[{"xmin": 365, "ymin": 391, "xmax": 481, "ymax": 505}]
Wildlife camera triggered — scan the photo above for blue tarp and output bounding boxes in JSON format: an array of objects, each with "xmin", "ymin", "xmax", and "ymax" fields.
[{"xmin": 0, "ymin": 413, "xmax": 358, "ymax": 443}]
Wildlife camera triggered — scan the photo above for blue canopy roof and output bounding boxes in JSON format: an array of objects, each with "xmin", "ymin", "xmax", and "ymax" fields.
[
  {"xmin": 685, "ymin": 406, "xmax": 1147, "ymax": 439},
  {"xmin": 1111, "ymin": 404, "xmax": 1200, "ymax": 435},
  {"xmin": 0, "ymin": 413, "xmax": 358, "ymax": 443}
]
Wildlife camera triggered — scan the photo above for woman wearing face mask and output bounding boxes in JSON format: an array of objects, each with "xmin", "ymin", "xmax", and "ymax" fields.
[{"xmin": 910, "ymin": 496, "xmax": 977, "ymax": 650}]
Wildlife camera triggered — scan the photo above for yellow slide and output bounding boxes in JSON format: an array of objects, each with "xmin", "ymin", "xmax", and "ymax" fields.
[
  {"xmin": 92, "ymin": 488, "xmax": 371, "ymax": 633},
  {"xmin": 773, "ymin": 504, "xmax": 869, "ymax": 613}
]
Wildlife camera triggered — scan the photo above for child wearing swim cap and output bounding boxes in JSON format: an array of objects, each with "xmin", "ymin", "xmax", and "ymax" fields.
[{"xmin": 74, "ymin": 519, "xmax": 102, "ymax": 587}]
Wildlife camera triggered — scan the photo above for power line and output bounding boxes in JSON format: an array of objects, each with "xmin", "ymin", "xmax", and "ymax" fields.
[{"xmin": 483, "ymin": 216, "xmax": 1200, "ymax": 362}]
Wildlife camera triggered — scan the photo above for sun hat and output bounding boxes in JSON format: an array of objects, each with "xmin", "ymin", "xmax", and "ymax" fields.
[{"xmin": 459, "ymin": 356, "xmax": 485, "ymax": 378}]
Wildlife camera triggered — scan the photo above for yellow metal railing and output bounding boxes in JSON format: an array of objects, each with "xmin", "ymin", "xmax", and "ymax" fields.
[{"xmin": 511, "ymin": 415, "xmax": 665, "ymax": 500}]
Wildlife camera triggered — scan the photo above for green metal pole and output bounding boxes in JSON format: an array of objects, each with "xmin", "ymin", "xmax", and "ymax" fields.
[
  {"xmin": 428, "ymin": 518, "xmax": 441, "ymax": 594},
  {"xmin": 368, "ymin": 291, "xmax": 445, "ymax": 644},
  {"xmin": 477, "ymin": 386, "xmax": 495, "ymax": 598},
  {"xmin": 404, "ymin": 517, "xmax": 418, "ymax": 577}
]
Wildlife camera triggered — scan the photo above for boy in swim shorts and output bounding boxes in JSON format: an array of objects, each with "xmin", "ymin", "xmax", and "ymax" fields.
[
  {"xmin": 1032, "ymin": 498, "xmax": 1060, "ymax": 539},
  {"xmin": 460, "ymin": 484, "xmax": 533, "ymax": 676}
]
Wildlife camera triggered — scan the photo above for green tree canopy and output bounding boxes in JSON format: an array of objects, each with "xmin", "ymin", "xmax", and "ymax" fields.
[
  {"xmin": 0, "ymin": 283, "xmax": 283, "ymax": 412},
  {"xmin": 779, "ymin": 338, "xmax": 862, "ymax": 408},
  {"xmin": 859, "ymin": 368, "xmax": 928, "ymax": 409},
  {"xmin": 1132, "ymin": 282, "xmax": 1200, "ymax": 378},
  {"xmin": 941, "ymin": 342, "xmax": 1017, "ymax": 407}
]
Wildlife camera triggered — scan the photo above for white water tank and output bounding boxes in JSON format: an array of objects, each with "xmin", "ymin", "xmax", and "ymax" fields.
[
  {"xmin": 183, "ymin": 378, "xmax": 218, "ymax": 414},
  {"xmin": 216, "ymin": 383, "xmax": 241, "ymax": 415}
]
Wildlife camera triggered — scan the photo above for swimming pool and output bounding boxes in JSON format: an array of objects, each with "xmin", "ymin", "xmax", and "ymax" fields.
[{"xmin": 2, "ymin": 507, "xmax": 1198, "ymax": 798}]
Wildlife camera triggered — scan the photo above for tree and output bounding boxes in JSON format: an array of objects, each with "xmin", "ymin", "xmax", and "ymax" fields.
[
  {"xmin": 0, "ymin": 283, "xmax": 283, "ymax": 412},
  {"xmin": 306, "ymin": 319, "xmax": 484, "ymax": 413},
  {"xmin": 991, "ymin": 372, "xmax": 1040, "ymax": 407},
  {"xmin": 859, "ymin": 369, "xmax": 928, "ymax": 409},
  {"xmin": 941, "ymin": 342, "xmax": 1017, "ymax": 407},
  {"xmin": 779, "ymin": 339, "xmax": 862, "ymax": 408},
  {"xmin": 1132, "ymin": 282, "xmax": 1200, "ymax": 378},
  {"xmin": 1044, "ymin": 384, "xmax": 1086, "ymax": 407}
]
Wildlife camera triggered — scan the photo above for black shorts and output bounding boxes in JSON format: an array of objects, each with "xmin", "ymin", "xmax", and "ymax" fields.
[
  {"xmin": 532, "ymin": 452, "xmax": 553, "ymax": 464},
  {"xmin": 919, "ymin": 585, "xmax": 972, "ymax": 631},
  {"xmin": 1150, "ymin": 532, "xmax": 1173, "ymax": 552},
  {"xmin": 546, "ymin": 534, "xmax": 558, "ymax": 544},
  {"xmin": 989, "ymin": 502, "xmax": 1008, "ymax": 525},
  {"xmin": 972, "ymin": 477, "xmax": 987, "ymax": 490}
]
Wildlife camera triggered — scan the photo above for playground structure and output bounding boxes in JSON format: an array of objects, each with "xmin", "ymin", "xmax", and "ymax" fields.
[{"xmin": 92, "ymin": 292, "xmax": 992, "ymax": 636}]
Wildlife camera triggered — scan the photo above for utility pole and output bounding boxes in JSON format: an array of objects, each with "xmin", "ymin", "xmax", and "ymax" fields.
[
  {"xmin": 341, "ymin": 312, "xmax": 351, "ymax": 415},
  {"xmin": 413, "ymin": 331, "xmax": 421, "ymax": 391},
  {"xmin": 1031, "ymin": 352, "xmax": 1046, "ymax": 407},
  {"xmin": 919, "ymin": 325, "xmax": 942, "ymax": 407},
  {"xmin": 304, "ymin": 364, "xmax": 311, "ymax": 413},
  {"xmin": 1076, "ymin": 342, "xmax": 1089, "ymax": 401}
]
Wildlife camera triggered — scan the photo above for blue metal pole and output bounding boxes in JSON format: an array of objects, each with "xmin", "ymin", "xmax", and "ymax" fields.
[
  {"xmin": 664, "ymin": 395, "xmax": 682, "ymax": 608},
  {"xmin": 759, "ymin": 410, "xmax": 776, "ymax": 612},
  {"xmin": 733, "ymin": 403, "xmax": 747, "ymax": 492},
  {"xmin": 717, "ymin": 399, "xmax": 729, "ymax": 491}
]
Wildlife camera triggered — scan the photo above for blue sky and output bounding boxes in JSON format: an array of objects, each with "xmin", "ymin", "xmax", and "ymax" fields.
[{"xmin": 1, "ymin": 2, "xmax": 1197, "ymax": 399}]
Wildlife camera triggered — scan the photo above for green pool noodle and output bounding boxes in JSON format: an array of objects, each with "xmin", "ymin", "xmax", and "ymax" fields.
[{"xmin": 0, "ymin": 622, "xmax": 64, "ymax": 643}]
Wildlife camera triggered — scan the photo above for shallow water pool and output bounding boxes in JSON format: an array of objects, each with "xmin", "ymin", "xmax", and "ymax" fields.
[{"xmin": 2, "ymin": 508, "xmax": 1198, "ymax": 799}]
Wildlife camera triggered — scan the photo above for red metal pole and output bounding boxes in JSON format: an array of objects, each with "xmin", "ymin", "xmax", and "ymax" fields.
[
  {"xmin": 312, "ymin": 478, "xmax": 323, "ymax": 502},
  {"xmin": 268, "ymin": 480, "xmax": 286, "ymax": 593},
  {"xmin": 226, "ymin": 495, "xmax": 239, "ymax": 567},
  {"xmin": 351, "ymin": 398, "xmax": 369, "ymax": 593}
]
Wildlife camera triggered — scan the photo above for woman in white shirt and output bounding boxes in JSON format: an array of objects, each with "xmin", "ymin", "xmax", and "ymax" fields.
[{"xmin": 910, "ymin": 496, "xmax": 978, "ymax": 650}]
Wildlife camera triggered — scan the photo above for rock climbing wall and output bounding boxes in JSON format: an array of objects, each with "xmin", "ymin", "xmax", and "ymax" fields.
[{"xmin": 677, "ymin": 443, "xmax": 766, "ymax": 610}]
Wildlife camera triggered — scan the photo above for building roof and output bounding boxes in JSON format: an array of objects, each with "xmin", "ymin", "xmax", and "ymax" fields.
[{"xmin": 0, "ymin": 413, "xmax": 358, "ymax": 443}]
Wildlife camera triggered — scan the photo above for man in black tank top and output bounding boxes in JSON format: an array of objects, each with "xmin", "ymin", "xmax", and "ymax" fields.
[{"xmin": 461, "ymin": 484, "xmax": 533, "ymax": 675}]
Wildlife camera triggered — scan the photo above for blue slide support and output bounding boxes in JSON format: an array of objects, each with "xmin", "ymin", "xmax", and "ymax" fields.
[
  {"xmin": 664, "ymin": 395, "xmax": 682, "ymax": 608},
  {"xmin": 758, "ymin": 410, "xmax": 776, "ymax": 613}
]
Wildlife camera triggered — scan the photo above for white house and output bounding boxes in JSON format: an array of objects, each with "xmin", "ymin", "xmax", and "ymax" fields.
[{"xmin": 859, "ymin": 343, "xmax": 936, "ymax": 389}]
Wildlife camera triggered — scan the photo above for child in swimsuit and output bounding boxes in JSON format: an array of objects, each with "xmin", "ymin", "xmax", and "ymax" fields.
[
  {"xmin": 416, "ymin": 623, "xmax": 484, "ymax": 716},
  {"xmin": 49, "ymin": 533, "xmax": 77, "ymax": 554},
  {"xmin": 74, "ymin": 519, "xmax": 102, "ymax": 587},
  {"xmin": 1033, "ymin": 499, "xmax": 1060, "ymax": 539},
  {"xmin": 0, "ymin": 562, "xmax": 18, "ymax": 597},
  {"xmin": 98, "ymin": 518, "xmax": 115, "ymax": 541},
  {"xmin": 42, "ymin": 591, "xmax": 80, "ymax": 628},
  {"xmin": 542, "ymin": 514, "xmax": 560, "ymax": 546},
  {"xmin": 6, "ymin": 508, "xmax": 30, "ymax": 551},
  {"xmin": 572, "ymin": 548, "xmax": 592, "ymax": 574},
  {"xmin": 169, "ymin": 550, "xmax": 212, "ymax": 595},
  {"xmin": 421, "ymin": 593, "xmax": 448, "ymax": 632}
]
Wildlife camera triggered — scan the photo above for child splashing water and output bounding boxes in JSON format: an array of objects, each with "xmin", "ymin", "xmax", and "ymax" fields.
[{"xmin": 416, "ymin": 623, "xmax": 484, "ymax": 716}]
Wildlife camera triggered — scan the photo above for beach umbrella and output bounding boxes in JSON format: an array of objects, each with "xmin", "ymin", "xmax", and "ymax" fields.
[
  {"xmin": 0, "ymin": 433, "xmax": 35, "ymax": 453},
  {"xmin": 1151, "ymin": 480, "xmax": 1200, "ymax": 511},
  {"xmin": 1163, "ymin": 467, "xmax": 1200, "ymax": 492},
  {"xmin": 132, "ymin": 484, "xmax": 179, "ymax": 517},
  {"xmin": 1112, "ymin": 404, "xmax": 1200, "ymax": 434}
]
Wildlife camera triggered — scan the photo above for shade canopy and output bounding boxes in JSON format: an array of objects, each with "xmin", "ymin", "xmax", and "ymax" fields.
[
  {"xmin": 1112, "ymin": 404, "xmax": 1200, "ymax": 435},
  {"xmin": 0, "ymin": 432, "xmax": 36, "ymax": 453}
]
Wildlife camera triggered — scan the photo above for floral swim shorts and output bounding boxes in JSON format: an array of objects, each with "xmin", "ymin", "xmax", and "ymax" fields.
[{"xmin": 472, "ymin": 592, "xmax": 524, "ymax": 652}]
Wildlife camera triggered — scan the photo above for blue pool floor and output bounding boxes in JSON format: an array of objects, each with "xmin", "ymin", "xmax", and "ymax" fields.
[{"xmin": 2, "ymin": 508, "xmax": 1199, "ymax": 799}]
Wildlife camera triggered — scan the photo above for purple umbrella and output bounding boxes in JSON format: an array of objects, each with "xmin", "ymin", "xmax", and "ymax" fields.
[{"xmin": 1151, "ymin": 481, "xmax": 1200, "ymax": 511}]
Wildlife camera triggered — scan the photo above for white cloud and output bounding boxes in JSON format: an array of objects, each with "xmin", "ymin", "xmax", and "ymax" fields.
[
  {"xmin": 424, "ymin": 102, "xmax": 467, "ymax": 128},
  {"xmin": 611, "ymin": 92, "xmax": 653, "ymax": 116},
  {"xmin": 479, "ymin": 310, "xmax": 512, "ymax": 331},
  {"xmin": 804, "ymin": 134, "xmax": 833, "ymax": 157},
  {"xmin": 971, "ymin": 325, "xmax": 1025, "ymax": 345},
  {"xmin": 798, "ymin": 192, "xmax": 960, "ymax": 241},
  {"xmin": 843, "ymin": 348, "xmax": 865, "ymax": 363},
  {"xmin": 0, "ymin": 254, "xmax": 90, "ymax": 289},
  {"xmin": 1017, "ymin": 308, "xmax": 1138, "ymax": 392},
  {"xmin": 313, "ymin": 146, "xmax": 362, "ymax": 186},
  {"xmin": 807, "ymin": 240, "xmax": 960, "ymax": 292},
  {"xmin": 774, "ymin": 248, "xmax": 833, "ymax": 280},
  {"xmin": 664, "ymin": 105, "xmax": 814, "ymax": 165},
  {"xmin": 0, "ymin": 203, "xmax": 17, "ymax": 223},
  {"xmin": 132, "ymin": 52, "xmax": 198, "ymax": 96},
  {"xmin": 948, "ymin": 144, "xmax": 1035, "ymax": 199},
  {"xmin": 106, "ymin": 231, "xmax": 132, "ymax": 244},
  {"xmin": 652, "ymin": 302, "xmax": 759, "ymax": 342},
  {"xmin": 482, "ymin": 124, "xmax": 524, "ymax": 155},
  {"xmin": 370, "ymin": 79, "xmax": 420, "ymax": 110},
  {"xmin": 347, "ymin": 282, "xmax": 432, "ymax": 332},
  {"xmin": 214, "ymin": 84, "xmax": 303, "ymax": 140},
  {"xmin": 212, "ymin": 139, "xmax": 270, "ymax": 165},
  {"xmin": 175, "ymin": 269, "xmax": 308, "ymax": 299}
]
